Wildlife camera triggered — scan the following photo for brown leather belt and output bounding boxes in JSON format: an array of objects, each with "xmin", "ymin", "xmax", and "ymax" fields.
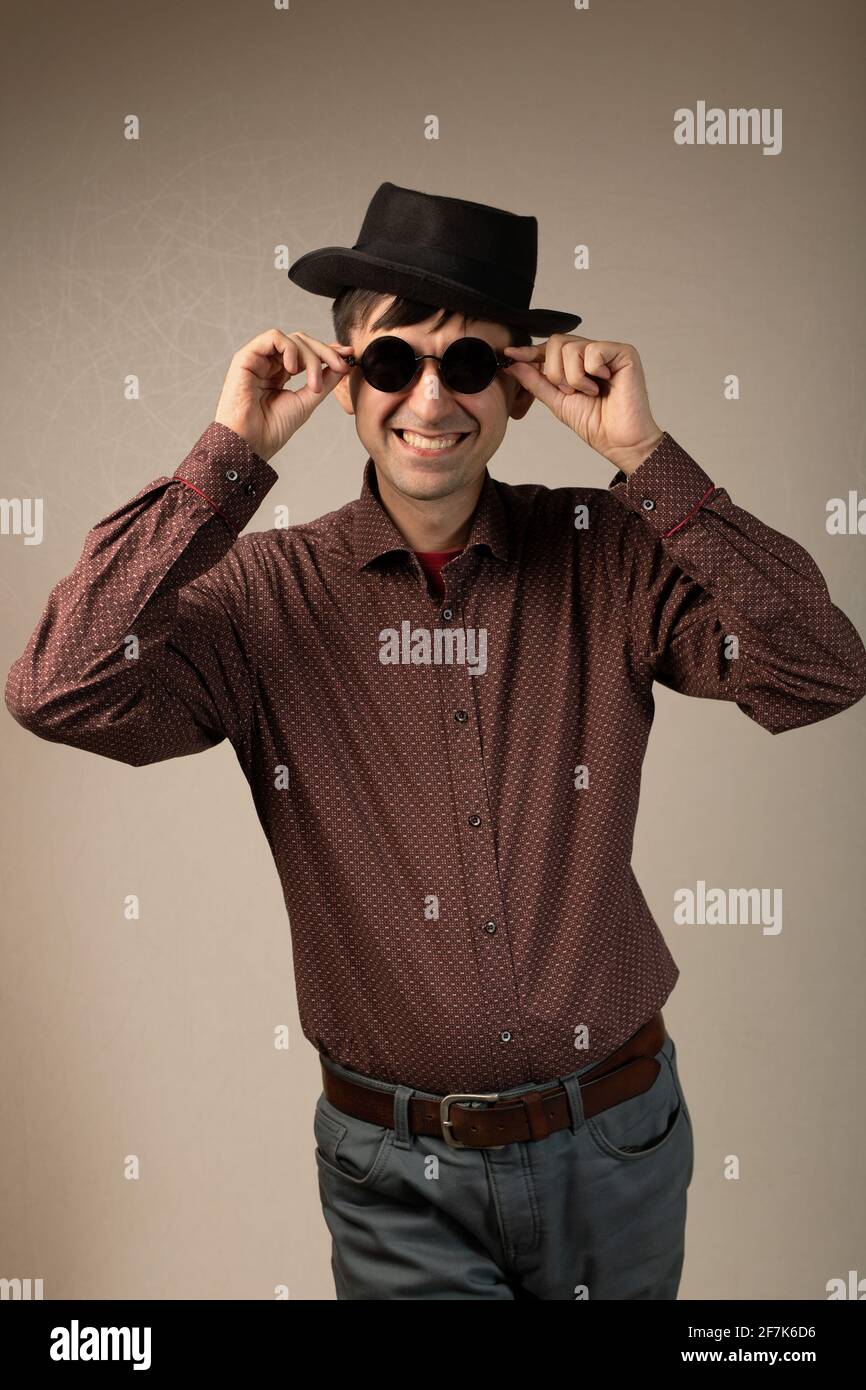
[{"xmin": 320, "ymin": 1010, "xmax": 666, "ymax": 1150}]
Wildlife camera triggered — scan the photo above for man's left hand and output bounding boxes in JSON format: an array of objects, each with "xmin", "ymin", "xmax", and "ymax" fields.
[{"xmin": 503, "ymin": 335, "xmax": 664, "ymax": 476}]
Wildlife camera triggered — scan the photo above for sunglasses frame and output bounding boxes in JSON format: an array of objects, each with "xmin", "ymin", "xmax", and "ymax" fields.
[{"xmin": 343, "ymin": 335, "xmax": 513, "ymax": 394}]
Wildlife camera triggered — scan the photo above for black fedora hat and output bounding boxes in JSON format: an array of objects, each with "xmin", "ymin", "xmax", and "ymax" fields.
[{"xmin": 287, "ymin": 181, "xmax": 581, "ymax": 338}]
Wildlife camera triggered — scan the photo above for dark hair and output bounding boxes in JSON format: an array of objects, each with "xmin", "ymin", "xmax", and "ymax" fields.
[{"xmin": 331, "ymin": 286, "xmax": 533, "ymax": 350}]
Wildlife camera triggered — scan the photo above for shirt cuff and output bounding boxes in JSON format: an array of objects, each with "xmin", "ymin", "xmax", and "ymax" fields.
[
  {"xmin": 606, "ymin": 432, "xmax": 717, "ymax": 539},
  {"xmin": 170, "ymin": 421, "xmax": 279, "ymax": 533}
]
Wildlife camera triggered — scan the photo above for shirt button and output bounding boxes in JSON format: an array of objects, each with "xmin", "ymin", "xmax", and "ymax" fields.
[
  {"xmin": 641, "ymin": 497, "xmax": 655, "ymax": 511},
  {"xmin": 453, "ymin": 709, "xmax": 468, "ymax": 723},
  {"xmin": 500, "ymin": 1031, "xmax": 513, "ymax": 1043},
  {"xmin": 441, "ymin": 607, "xmax": 453, "ymax": 621},
  {"xmin": 467, "ymin": 813, "xmax": 482, "ymax": 827},
  {"xmin": 225, "ymin": 468, "xmax": 240, "ymax": 482},
  {"xmin": 483, "ymin": 920, "xmax": 497, "ymax": 934}
]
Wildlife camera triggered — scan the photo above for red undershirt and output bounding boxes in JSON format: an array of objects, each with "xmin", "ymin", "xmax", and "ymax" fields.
[{"xmin": 413, "ymin": 548, "xmax": 464, "ymax": 601}]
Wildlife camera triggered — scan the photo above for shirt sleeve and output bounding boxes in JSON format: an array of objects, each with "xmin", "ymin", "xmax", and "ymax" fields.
[
  {"xmin": 604, "ymin": 431, "xmax": 866, "ymax": 734},
  {"xmin": 4, "ymin": 421, "xmax": 279, "ymax": 766}
]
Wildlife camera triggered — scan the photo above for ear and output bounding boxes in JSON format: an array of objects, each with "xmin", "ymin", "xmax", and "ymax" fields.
[
  {"xmin": 333, "ymin": 371, "xmax": 355, "ymax": 415},
  {"xmin": 506, "ymin": 375, "xmax": 535, "ymax": 422}
]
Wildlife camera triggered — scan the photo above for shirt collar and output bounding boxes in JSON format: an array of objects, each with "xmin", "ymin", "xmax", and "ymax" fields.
[{"xmin": 353, "ymin": 456, "xmax": 509, "ymax": 570}]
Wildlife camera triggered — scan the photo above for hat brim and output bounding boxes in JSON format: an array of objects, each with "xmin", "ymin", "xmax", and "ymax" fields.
[{"xmin": 287, "ymin": 247, "xmax": 581, "ymax": 338}]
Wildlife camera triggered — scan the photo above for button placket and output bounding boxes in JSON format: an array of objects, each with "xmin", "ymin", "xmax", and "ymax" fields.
[{"xmin": 435, "ymin": 585, "xmax": 530, "ymax": 1089}]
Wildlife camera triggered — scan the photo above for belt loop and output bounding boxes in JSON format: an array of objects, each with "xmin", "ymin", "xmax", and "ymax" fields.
[
  {"xmin": 392, "ymin": 1084, "xmax": 414, "ymax": 1149},
  {"xmin": 560, "ymin": 1072, "xmax": 587, "ymax": 1134}
]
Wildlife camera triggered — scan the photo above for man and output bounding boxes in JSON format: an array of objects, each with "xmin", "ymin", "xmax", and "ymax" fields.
[{"xmin": 6, "ymin": 182, "xmax": 866, "ymax": 1300}]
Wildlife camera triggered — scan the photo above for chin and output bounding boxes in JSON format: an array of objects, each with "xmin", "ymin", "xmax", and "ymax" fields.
[
  {"xmin": 392, "ymin": 469, "xmax": 464, "ymax": 501},
  {"xmin": 373, "ymin": 448, "xmax": 466, "ymax": 491}
]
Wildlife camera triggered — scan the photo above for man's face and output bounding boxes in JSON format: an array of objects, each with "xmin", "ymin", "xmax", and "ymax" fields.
[{"xmin": 333, "ymin": 295, "xmax": 533, "ymax": 502}]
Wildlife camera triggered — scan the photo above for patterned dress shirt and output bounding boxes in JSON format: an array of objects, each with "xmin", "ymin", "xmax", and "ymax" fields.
[{"xmin": 6, "ymin": 423, "xmax": 865, "ymax": 1093}]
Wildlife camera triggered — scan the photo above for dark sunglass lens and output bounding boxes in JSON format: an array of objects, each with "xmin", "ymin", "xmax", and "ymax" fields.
[
  {"xmin": 361, "ymin": 337, "xmax": 415, "ymax": 391},
  {"xmin": 442, "ymin": 337, "xmax": 497, "ymax": 393}
]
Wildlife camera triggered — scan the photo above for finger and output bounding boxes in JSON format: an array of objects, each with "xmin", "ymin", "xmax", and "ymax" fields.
[
  {"xmin": 543, "ymin": 336, "xmax": 566, "ymax": 388},
  {"xmin": 295, "ymin": 341, "xmax": 324, "ymax": 392},
  {"xmin": 504, "ymin": 341, "xmax": 575, "ymax": 389},
  {"xmin": 582, "ymin": 340, "xmax": 626, "ymax": 377},
  {"xmin": 292, "ymin": 338, "xmax": 348, "ymax": 392},
  {"xmin": 238, "ymin": 327, "xmax": 296, "ymax": 366},
  {"xmin": 243, "ymin": 328, "xmax": 293, "ymax": 355},
  {"xmin": 504, "ymin": 335, "xmax": 594, "ymax": 358},
  {"xmin": 502, "ymin": 344, "xmax": 546, "ymax": 362},
  {"xmin": 291, "ymin": 361, "xmax": 347, "ymax": 409},
  {"xmin": 328, "ymin": 341, "xmax": 356, "ymax": 363},
  {"xmin": 271, "ymin": 337, "xmax": 315, "ymax": 390},
  {"xmin": 504, "ymin": 358, "xmax": 567, "ymax": 412},
  {"xmin": 562, "ymin": 342, "xmax": 601, "ymax": 395},
  {"xmin": 547, "ymin": 341, "xmax": 580, "ymax": 394},
  {"xmin": 293, "ymin": 331, "xmax": 354, "ymax": 377}
]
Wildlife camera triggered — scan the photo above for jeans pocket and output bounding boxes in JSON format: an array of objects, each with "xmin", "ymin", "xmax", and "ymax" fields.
[
  {"xmin": 313, "ymin": 1091, "xmax": 395, "ymax": 1186},
  {"xmin": 584, "ymin": 1033, "xmax": 686, "ymax": 1162}
]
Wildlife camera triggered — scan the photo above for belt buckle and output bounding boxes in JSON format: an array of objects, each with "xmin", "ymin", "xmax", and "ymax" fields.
[{"xmin": 440, "ymin": 1091, "xmax": 503, "ymax": 1150}]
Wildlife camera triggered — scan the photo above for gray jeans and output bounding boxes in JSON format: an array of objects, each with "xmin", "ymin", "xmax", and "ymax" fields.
[{"xmin": 313, "ymin": 1030, "xmax": 694, "ymax": 1300}]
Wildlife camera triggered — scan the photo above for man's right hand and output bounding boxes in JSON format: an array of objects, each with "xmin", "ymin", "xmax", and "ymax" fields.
[{"xmin": 214, "ymin": 329, "xmax": 354, "ymax": 462}]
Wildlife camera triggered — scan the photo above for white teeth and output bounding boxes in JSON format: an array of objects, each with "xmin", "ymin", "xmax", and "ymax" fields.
[{"xmin": 400, "ymin": 430, "xmax": 463, "ymax": 450}]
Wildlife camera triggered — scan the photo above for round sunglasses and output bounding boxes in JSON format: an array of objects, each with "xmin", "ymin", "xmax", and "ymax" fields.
[{"xmin": 343, "ymin": 335, "xmax": 513, "ymax": 394}]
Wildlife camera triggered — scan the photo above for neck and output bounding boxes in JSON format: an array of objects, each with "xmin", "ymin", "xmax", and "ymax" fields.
[{"xmin": 373, "ymin": 465, "xmax": 485, "ymax": 552}]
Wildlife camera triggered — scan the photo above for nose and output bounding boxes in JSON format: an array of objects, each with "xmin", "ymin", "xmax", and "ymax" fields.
[
  {"xmin": 413, "ymin": 357, "xmax": 443, "ymax": 393},
  {"xmin": 402, "ymin": 361, "xmax": 466, "ymax": 425}
]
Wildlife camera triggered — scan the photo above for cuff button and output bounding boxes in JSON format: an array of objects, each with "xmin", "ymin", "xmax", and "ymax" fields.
[
  {"xmin": 641, "ymin": 497, "xmax": 655, "ymax": 511},
  {"xmin": 225, "ymin": 468, "xmax": 239, "ymax": 482}
]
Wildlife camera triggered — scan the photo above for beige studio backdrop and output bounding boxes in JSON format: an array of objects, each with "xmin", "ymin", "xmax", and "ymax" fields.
[{"xmin": 1, "ymin": 0, "xmax": 864, "ymax": 1301}]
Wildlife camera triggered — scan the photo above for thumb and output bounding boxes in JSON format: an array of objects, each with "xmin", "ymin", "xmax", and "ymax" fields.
[{"xmin": 505, "ymin": 360, "xmax": 563, "ymax": 414}]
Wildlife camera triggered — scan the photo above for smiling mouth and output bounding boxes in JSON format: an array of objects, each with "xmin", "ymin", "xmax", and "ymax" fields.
[{"xmin": 391, "ymin": 428, "xmax": 472, "ymax": 454}]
